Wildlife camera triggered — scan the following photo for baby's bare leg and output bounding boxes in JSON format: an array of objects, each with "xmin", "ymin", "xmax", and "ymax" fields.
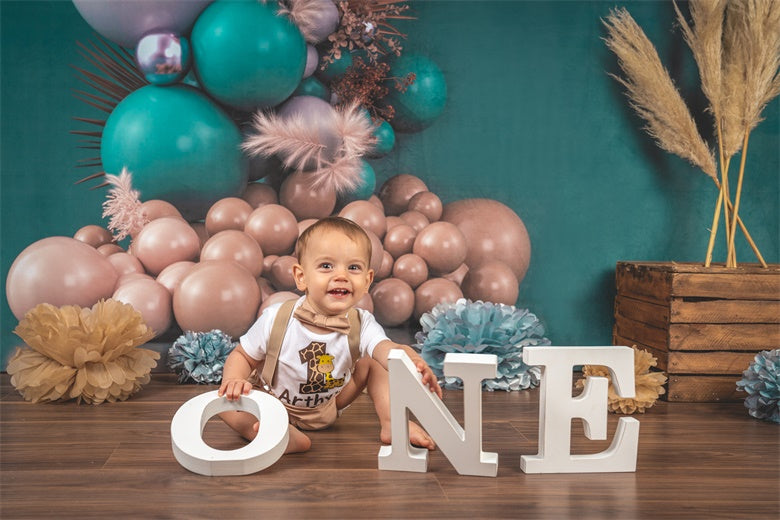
[{"xmin": 219, "ymin": 411, "xmax": 311, "ymax": 453}]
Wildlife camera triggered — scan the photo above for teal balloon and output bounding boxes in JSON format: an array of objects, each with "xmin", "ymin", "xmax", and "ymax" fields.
[
  {"xmin": 340, "ymin": 160, "xmax": 376, "ymax": 203},
  {"xmin": 316, "ymin": 50, "xmax": 353, "ymax": 83},
  {"xmin": 384, "ymin": 54, "xmax": 447, "ymax": 133},
  {"xmin": 368, "ymin": 119, "xmax": 395, "ymax": 157},
  {"xmin": 101, "ymin": 85, "xmax": 248, "ymax": 220},
  {"xmin": 191, "ymin": 0, "xmax": 306, "ymax": 111},
  {"xmin": 293, "ymin": 76, "xmax": 330, "ymax": 101}
]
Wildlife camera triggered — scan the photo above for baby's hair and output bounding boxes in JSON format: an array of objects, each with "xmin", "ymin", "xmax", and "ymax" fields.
[{"xmin": 295, "ymin": 216, "xmax": 372, "ymax": 265}]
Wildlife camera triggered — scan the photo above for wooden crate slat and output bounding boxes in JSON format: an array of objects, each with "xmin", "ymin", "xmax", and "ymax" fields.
[
  {"xmin": 613, "ymin": 332, "xmax": 668, "ymax": 371},
  {"xmin": 669, "ymin": 323, "xmax": 780, "ymax": 350},
  {"xmin": 613, "ymin": 316, "xmax": 668, "ymax": 350},
  {"xmin": 667, "ymin": 351, "xmax": 757, "ymax": 375},
  {"xmin": 615, "ymin": 295, "xmax": 669, "ymax": 328},
  {"xmin": 615, "ymin": 263, "xmax": 671, "ymax": 305},
  {"xmin": 671, "ymin": 273, "xmax": 780, "ymax": 300},
  {"xmin": 666, "ymin": 375, "xmax": 743, "ymax": 402},
  {"xmin": 670, "ymin": 299, "xmax": 780, "ymax": 324}
]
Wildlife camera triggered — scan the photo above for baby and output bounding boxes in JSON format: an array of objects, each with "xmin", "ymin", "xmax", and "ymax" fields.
[{"xmin": 219, "ymin": 216, "xmax": 442, "ymax": 453}]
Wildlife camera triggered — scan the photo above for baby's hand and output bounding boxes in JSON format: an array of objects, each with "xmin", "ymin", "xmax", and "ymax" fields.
[
  {"xmin": 409, "ymin": 352, "xmax": 443, "ymax": 399},
  {"xmin": 218, "ymin": 378, "xmax": 253, "ymax": 401}
]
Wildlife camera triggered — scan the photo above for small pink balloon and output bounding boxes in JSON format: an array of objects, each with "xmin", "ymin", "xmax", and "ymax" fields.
[
  {"xmin": 378, "ymin": 174, "xmax": 428, "ymax": 216},
  {"xmin": 376, "ymin": 251, "xmax": 394, "ymax": 280},
  {"xmin": 256, "ymin": 276, "xmax": 276, "ymax": 302},
  {"xmin": 355, "ymin": 293, "xmax": 374, "ymax": 313},
  {"xmin": 117, "ymin": 272, "xmax": 154, "ymax": 287},
  {"xmin": 383, "ymin": 224, "xmax": 417, "ymax": 259},
  {"xmin": 205, "ymin": 197, "xmax": 253, "ymax": 236},
  {"xmin": 368, "ymin": 195, "xmax": 384, "ymax": 212},
  {"xmin": 408, "ymin": 191, "xmax": 443, "ymax": 222},
  {"xmin": 414, "ymin": 278, "xmax": 463, "ymax": 319},
  {"xmin": 200, "ymin": 230, "xmax": 264, "ymax": 278},
  {"xmin": 339, "ymin": 200, "xmax": 387, "ymax": 240},
  {"xmin": 385, "ymin": 216, "xmax": 404, "ymax": 230},
  {"xmin": 365, "ymin": 229, "xmax": 384, "ymax": 273},
  {"xmin": 412, "ymin": 221, "xmax": 468, "ymax": 275},
  {"xmin": 190, "ymin": 222, "xmax": 209, "ymax": 249},
  {"xmin": 156, "ymin": 260, "xmax": 196, "ymax": 294},
  {"xmin": 399, "ymin": 210, "xmax": 430, "ymax": 233},
  {"xmin": 461, "ymin": 260, "xmax": 519, "ymax": 306},
  {"xmin": 173, "ymin": 260, "xmax": 261, "ymax": 338},
  {"xmin": 73, "ymin": 225, "xmax": 114, "ymax": 248},
  {"xmin": 297, "ymin": 219, "xmax": 317, "ymax": 236},
  {"xmin": 259, "ymin": 291, "xmax": 299, "ymax": 315},
  {"xmin": 244, "ymin": 204, "xmax": 298, "ymax": 256},
  {"xmin": 441, "ymin": 263, "xmax": 469, "ymax": 286},
  {"xmin": 279, "ymin": 171, "xmax": 337, "ymax": 220},
  {"xmin": 132, "ymin": 217, "xmax": 200, "ymax": 275},
  {"xmin": 112, "ymin": 278, "xmax": 172, "ymax": 337},
  {"xmin": 97, "ymin": 243, "xmax": 124, "ymax": 256},
  {"xmin": 262, "ymin": 254, "xmax": 279, "ymax": 276},
  {"xmin": 107, "ymin": 251, "xmax": 145, "ymax": 277},
  {"xmin": 392, "ymin": 253, "xmax": 429, "ymax": 289},
  {"xmin": 269, "ymin": 255, "xmax": 298, "ymax": 291},
  {"xmin": 141, "ymin": 199, "xmax": 183, "ymax": 221},
  {"xmin": 370, "ymin": 278, "xmax": 415, "ymax": 327},
  {"xmin": 243, "ymin": 182, "xmax": 279, "ymax": 208},
  {"xmin": 6, "ymin": 236, "xmax": 119, "ymax": 320}
]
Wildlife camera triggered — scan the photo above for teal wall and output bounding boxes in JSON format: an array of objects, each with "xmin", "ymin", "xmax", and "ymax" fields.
[{"xmin": 2, "ymin": 1, "xmax": 778, "ymax": 368}]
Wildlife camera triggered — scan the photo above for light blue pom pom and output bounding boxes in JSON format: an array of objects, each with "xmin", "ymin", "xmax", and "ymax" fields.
[
  {"xmin": 737, "ymin": 349, "xmax": 780, "ymax": 424},
  {"xmin": 414, "ymin": 298, "xmax": 551, "ymax": 391},
  {"xmin": 168, "ymin": 330, "xmax": 237, "ymax": 384}
]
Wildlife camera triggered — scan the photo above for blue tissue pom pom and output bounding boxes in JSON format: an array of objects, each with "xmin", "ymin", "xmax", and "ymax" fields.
[
  {"xmin": 414, "ymin": 298, "xmax": 551, "ymax": 391},
  {"xmin": 168, "ymin": 330, "xmax": 236, "ymax": 384},
  {"xmin": 737, "ymin": 349, "xmax": 780, "ymax": 424}
]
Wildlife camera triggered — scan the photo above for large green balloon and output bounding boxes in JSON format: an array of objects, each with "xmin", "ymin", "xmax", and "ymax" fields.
[
  {"xmin": 101, "ymin": 85, "xmax": 248, "ymax": 221},
  {"xmin": 191, "ymin": 0, "xmax": 306, "ymax": 111},
  {"xmin": 384, "ymin": 54, "xmax": 447, "ymax": 133}
]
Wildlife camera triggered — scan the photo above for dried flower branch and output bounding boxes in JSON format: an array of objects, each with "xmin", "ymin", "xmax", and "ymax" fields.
[{"xmin": 331, "ymin": 57, "xmax": 415, "ymax": 120}]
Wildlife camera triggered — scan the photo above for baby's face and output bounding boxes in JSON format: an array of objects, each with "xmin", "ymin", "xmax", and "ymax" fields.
[{"xmin": 293, "ymin": 228, "xmax": 373, "ymax": 316}]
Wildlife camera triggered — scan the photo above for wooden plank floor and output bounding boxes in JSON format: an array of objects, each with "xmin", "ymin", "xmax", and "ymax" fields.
[{"xmin": 1, "ymin": 373, "xmax": 778, "ymax": 519}]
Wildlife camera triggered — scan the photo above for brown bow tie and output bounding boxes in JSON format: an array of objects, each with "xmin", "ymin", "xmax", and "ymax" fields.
[{"xmin": 293, "ymin": 300, "xmax": 351, "ymax": 334}]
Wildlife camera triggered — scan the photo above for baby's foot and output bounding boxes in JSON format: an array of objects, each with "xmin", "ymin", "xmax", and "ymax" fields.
[{"xmin": 380, "ymin": 421, "xmax": 436, "ymax": 451}]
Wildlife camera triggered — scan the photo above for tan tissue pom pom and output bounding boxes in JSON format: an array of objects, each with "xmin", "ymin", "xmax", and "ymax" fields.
[
  {"xmin": 576, "ymin": 346, "xmax": 667, "ymax": 414},
  {"xmin": 7, "ymin": 299, "xmax": 158, "ymax": 404}
]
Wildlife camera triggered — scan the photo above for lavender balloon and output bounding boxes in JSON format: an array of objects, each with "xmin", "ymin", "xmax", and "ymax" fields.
[{"xmin": 136, "ymin": 32, "xmax": 192, "ymax": 85}]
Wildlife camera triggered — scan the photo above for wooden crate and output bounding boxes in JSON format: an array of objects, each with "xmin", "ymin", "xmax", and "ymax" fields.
[{"xmin": 612, "ymin": 261, "xmax": 780, "ymax": 402}]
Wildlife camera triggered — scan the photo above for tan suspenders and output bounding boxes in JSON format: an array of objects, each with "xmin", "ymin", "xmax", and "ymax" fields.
[{"xmin": 259, "ymin": 299, "xmax": 362, "ymax": 389}]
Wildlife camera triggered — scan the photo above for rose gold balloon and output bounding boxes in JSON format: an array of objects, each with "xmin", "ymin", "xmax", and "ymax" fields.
[
  {"xmin": 262, "ymin": 254, "xmax": 279, "ymax": 276},
  {"xmin": 365, "ymin": 229, "xmax": 384, "ymax": 273},
  {"xmin": 200, "ymin": 230, "xmax": 264, "ymax": 278},
  {"xmin": 441, "ymin": 263, "xmax": 469, "ymax": 286},
  {"xmin": 256, "ymin": 276, "xmax": 276, "ymax": 302},
  {"xmin": 392, "ymin": 253, "xmax": 429, "ymax": 289},
  {"xmin": 280, "ymin": 171, "xmax": 337, "ymax": 220},
  {"xmin": 258, "ymin": 291, "xmax": 299, "ymax": 315},
  {"xmin": 339, "ymin": 200, "xmax": 387, "ymax": 239},
  {"xmin": 378, "ymin": 174, "xmax": 428, "ymax": 216},
  {"xmin": 269, "ymin": 255, "xmax": 298, "ymax": 291},
  {"xmin": 174, "ymin": 260, "xmax": 261, "ymax": 338},
  {"xmin": 156, "ymin": 261, "xmax": 196, "ymax": 294},
  {"xmin": 385, "ymin": 216, "xmax": 404, "ymax": 230},
  {"xmin": 414, "ymin": 278, "xmax": 463, "ymax": 319},
  {"xmin": 205, "ymin": 197, "xmax": 253, "ymax": 236},
  {"xmin": 412, "ymin": 221, "xmax": 468, "ymax": 275},
  {"xmin": 399, "ymin": 210, "xmax": 430, "ymax": 233},
  {"xmin": 441, "ymin": 198, "xmax": 531, "ymax": 282},
  {"xmin": 376, "ymin": 251, "xmax": 394, "ymax": 281},
  {"xmin": 107, "ymin": 252, "xmax": 145, "ymax": 277},
  {"xmin": 244, "ymin": 204, "xmax": 298, "ymax": 256},
  {"xmin": 408, "ymin": 191, "xmax": 443, "ymax": 222},
  {"xmin": 73, "ymin": 225, "xmax": 114, "ymax": 248},
  {"xmin": 461, "ymin": 260, "xmax": 519, "ymax": 305},
  {"xmin": 97, "ymin": 243, "xmax": 124, "ymax": 256},
  {"xmin": 383, "ymin": 224, "xmax": 417, "ymax": 259},
  {"xmin": 297, "ymin": 219, "xmax": 317, "ymax": 236},
  {"xmin": 132, "ymin": 217, "xmax": 201, "ymax": 275},
  {"xmin": 370, "ymin": 278, "xmax": 415, "ymax": 327},
  {"xmin": 356, "ymin": 293, "xmax": 374, "ymax": 313},
  {"xmin": 141, "ymin": 199, "xmax": 183, "ymax": 221},
  {"xmin": 117, "ymin": 272, "xmax": 154, "ymax": 287},
  {"xmin": 112, "ymin": 278, "xmax": 172, "ymax": 337},
  {"xmin": 368, "ymin": 194, "xmax": 384, "ymax": 212},
  {"xmin": 6, "ymin": 236, "xmax": 119, "ymax": 320},
  {"xmin": 243, "ymin": 182, "xmax": 279, "ymax": 208},
  {"xmin": 190, "ymin": 222, "xmax": 209, "ymax": 249}
]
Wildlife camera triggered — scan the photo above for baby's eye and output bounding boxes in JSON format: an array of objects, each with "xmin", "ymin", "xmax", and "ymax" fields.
[
  {"xmin": 319, "ymin": 262, "xmax": 333, "ymax": 270},
  {"xmin": 348, "ymin": 264, "xmax": 363, "ymax": 272}
]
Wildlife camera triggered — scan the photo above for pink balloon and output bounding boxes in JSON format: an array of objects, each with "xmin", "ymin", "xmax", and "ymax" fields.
[
  {"xmin": 156, "ymin": 260, "xmax": 196, "ymax": 294},
  {"xmin": 117, "ymin": 272, "xmax": 154, "ymax": 287},
  {"xmin": 392, "ymin": 253, "xmax": 429, "ymax": 289},
  {"xmin": 243, "ymin": 182, "xmax": 279, "ymax": 208},
  {"xmin": 441, "ymin": 263, "xmax": 469, "ymax": 286},
  {"xmin": 107, "ymin": 252, "xmax": 145, "ymax": 277},
  {"xmin": 356, "ymin": 293, "xmax": 374, "ymax": 313},
  {"xmin": 97, "ymin": 243, "xmax": 124, "ymax": 256},
  {"xmin": 256, "ymin": 277, "xmax": 276, "ymax": 303},
  {"xmin": 385, "ymin": 216, "xmax": 404, "ymax": 230},
  {"xmin": 441, "ymin": 198, "xmax": 531, "ymax": 282},
  {"xmin": 370, "ymin": 278, "xmax": 415, "ymax": 327},
  {"xmin": 112, "ymin": 278, "xmax": 172, "ymax": 337},
  {"xmin": 200, "ymin": 230, "xmax": 264, "ymax": 278},
  {"xmin": 269, "ymin": 255, "xmax": 298, "ymax": 291},
  {"xmin": 141, "ymin": 199, "xmax": 183, "ymax": 221},
  {"xmin": 368, "ymin": 195, "xmax": 384, "ymax": 212},
  {"xmin": 244, "ymin": 204, "xmax": 298, "ymax": 256},
  {"xmin": 383, "ymin": 224, "xmax": 417, "ymax": 259},
  {"xmin": 378, "ymin": 174, "xmax": 428, "ymax": 216},
  {"xmin": 132, "ymin": 217, "xmax": 201, "ymax": 276},
  {"xmin": 399, "ymin": 210, "xmax": 430, "ymax": 233},
  {"xmin": 414, "ymin": 278, "xmax": 463, "ymax": 319},
  {"xmin": 297, "ymin": 218, "xmax": 317, "ymax": 236},
  {"xmin": 339, "ymin": 200, "xmax": 387, "ymax": 239},
  {"xmin": 376, "ymin": 251, "xmax": 394, "ymax": 281},
  {"xmin": 461, "ymin": 260, "xmax": 519, "ymax": 305},
  {"xmin": 262, "ymin": 254, "xmax": 279, "ymax": 276},
  {"xmin": 259, "ymin": 291, "xmax": 299, "ymax": 315},
  {"xmin": 73, "ymin": 225, "xmax": 114, "ymax": 248},
  {"xmin": 365, "ymin": 229, "xmax": 384, "ymax": 273},
  {"xmin": 412, "ymin": 221, "xmax": 468, "ymax": 275},
  {"xmin": 174, "ymin": 260, "xmax": 261, "ymax": 338},
  {"xmin": 408, "ymin": 191, "xmax": 443, "ymax": 222},
  {"xmin": 205, "ymin": 197, "xmax": 253, "ymax": 236},
  {"xmin": 279, "ymin": 171, "xmax": 337, "ymax": 220},
  {"xmin": 190, "ymin": 222, "xmax": 209, "ymax": 249},
  {"xmin": 6, "ymin": 236, "xmax": 119, "ymax": 320}
]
